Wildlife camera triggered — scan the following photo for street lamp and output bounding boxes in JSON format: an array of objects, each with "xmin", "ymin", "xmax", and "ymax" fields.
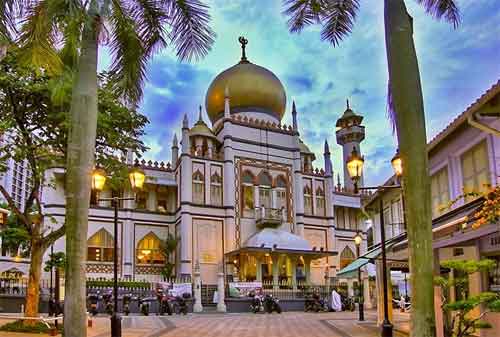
[
  {"xmin": 347, "ymin": 150, "xmax": 405, "ymax": 337},
  {"xmin": 354, "ymin": 232, "xmax": 364, "ymax": 321},
  {"xmin": 91, "ymin": 164, "xmax": 145, "ymax": 337},
  {"xmin": 346, "ymin": 147, "xmax": 364, "ymax": 193}
]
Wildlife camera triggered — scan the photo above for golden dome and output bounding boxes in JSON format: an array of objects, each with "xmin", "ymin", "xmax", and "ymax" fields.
[{"xmin": 205, "ymin": 61, "xmax": 287, "ymax": 124}]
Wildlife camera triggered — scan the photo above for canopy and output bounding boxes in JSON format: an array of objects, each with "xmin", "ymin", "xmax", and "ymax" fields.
[{"xmin": 336, "ymin": 233, "xmax": 406, "ymax": 278}]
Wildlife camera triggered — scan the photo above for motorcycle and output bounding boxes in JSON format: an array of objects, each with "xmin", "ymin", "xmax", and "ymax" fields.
[
  {"xmin": 341, "ymin": 295, "xmax": 355, "ymax": 312},
  {"xmin": 87, "ymin": 292, "xmax": 99, "ymax": 316},
  {"xmin": 305, "ymin": 293, "xmax": 327, "ymax": 312},
  {"xmin": 263, "ymin": 294, "xmax": 282, "ymax": 314},
  {"xmin": 157, "ymin": 289, "xmax": 173, "ymax": 316},
  {"xmin": 123, "ymin": 293, "xmax": 133, "ymax": 316},
  {"xmin": 174, "ymin": 293, "xmax": 190, "ymax": 315},
  {"xmin": 249, "ymin": 293, "xmax": 264, "ymax": 313},
  {"xmin": 139, "ymin": 296, "xmax": 152, "ymax": 316},
  {"xmin": 102, "ymin": 291, "xmax": 114, "ymax": 315}
]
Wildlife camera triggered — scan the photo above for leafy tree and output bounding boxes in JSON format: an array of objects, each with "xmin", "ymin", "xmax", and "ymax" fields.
[
  {"xmin": 0, "ymin": 51, "xmax": 148, "ymax": 321},
  {"xmin": 435, "ymin": 259, "xmax": 500, "ymax": 337},
  {"xmin": 1, "ymin": 2, "xmax": 215, "ymax": 334},
  {"xmin": 44, "ymin": 252, "xmax": 66, "ymax": 273},
  {"xmin": 282, "ymin": 1, "xmax": 460, "ymax": 335},
  {"xmin": 160, "ymin": 233, "xmax": 179, "ymax": 280}
]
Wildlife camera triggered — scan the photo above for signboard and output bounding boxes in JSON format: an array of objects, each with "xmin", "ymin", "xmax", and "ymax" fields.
[
  {"xmin": 156, "ymin": 282, "xmax": 192, "ymax": 297},
  {"xmin": 228, "ymin": 282, "xmax": 262, "ymax": 297}
]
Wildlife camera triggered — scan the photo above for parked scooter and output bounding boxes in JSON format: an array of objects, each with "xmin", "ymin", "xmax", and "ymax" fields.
[
  {"xmin": 174, "ymin": 293, "xmax": 190, "ymax": 315},
  {"xmin": 157, "ymin": 289, "xmax": 173, "ymax": 316},
  {"xmin": 139, "ymin": 296, "xmax": 152, "ymax": 316},
  {"xmin": 263, "ymin": 294, "xmax": 282, "ymax": 314},
  {"xmin": 305, "ymin": 292, "xmax": 328, "ymax": 312},
  {"xmin": 123, "ymin": 293, "xmax": 133, "ymax": 316},
  {"xmin": 341, "ymin": 295, "xmax": 355, "ymax": 312},
  {"xmin": 249, "ymin": 291, "xmax": 265, "ymax": 313},
  {"xmin": 102, "ymin": 291, "xmax": 114, "ymax": 315},
  {"xmin": 87, "ymin": 292, "xmax": 99, "ymax": 316}
]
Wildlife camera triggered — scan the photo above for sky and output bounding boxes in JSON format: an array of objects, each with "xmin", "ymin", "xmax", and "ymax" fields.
[{"xmin": 99, "ymin": 0, "xmax": 500, "ymax": 186}]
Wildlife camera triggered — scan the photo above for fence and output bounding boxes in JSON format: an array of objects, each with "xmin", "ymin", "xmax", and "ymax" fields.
[{"xmin": 0, "ymin": 278, "xmax": 54, "ymax": 295}]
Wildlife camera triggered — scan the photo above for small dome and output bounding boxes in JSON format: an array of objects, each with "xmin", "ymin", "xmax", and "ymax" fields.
[
  {"xmin": 243, "ymin": 228, "xmax": 312, "ymax": 251},
  {"xmin": 189, "ymin": 119, "xmax": 216, "ymax": 140},
  {"xmin": 299, "ymin": 139, "xmax": 316, "ymax": 160},
  {"xmin": 336, "ymin": 99, "xmax": 363, "ymax": 128},
  {"xmin": 205, "ymin": 40, "xmax": 286, "ymax": 124}
]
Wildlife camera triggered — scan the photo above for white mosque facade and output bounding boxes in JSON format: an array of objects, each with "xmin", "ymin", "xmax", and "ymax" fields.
[{"xmin": 3, "ymin": 43, "xmax": 369, "ymax": 286}]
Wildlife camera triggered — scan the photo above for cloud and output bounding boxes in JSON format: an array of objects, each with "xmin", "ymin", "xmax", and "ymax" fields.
[{"xmin": 97, "ymin": 0, "xmax": 499, "ymax": 186}]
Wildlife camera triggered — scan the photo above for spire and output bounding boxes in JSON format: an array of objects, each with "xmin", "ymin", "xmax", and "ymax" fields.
[
  {"xmin": 292, "ymin": 100, "xmax": 298, "ymax": 131},
  {"xmin": 182, "ymin": 114, "xmax": 189, "ymax": 129},
  {"xmin": 337, "ymin": 173, "xmax": 342, "ymax": 189},
  {"xmin": 346, "ymin": 98, "xmax": 350, "ymax": 110},
  {"xmin": 324, "ymin": 139, "xmax": 330, "ymax": 155},
  {"xmin": 224, "ymin": 86, "xmax": 230, "ymax": 118},
  {"xmin": 238, "ymin": 36, "xmax": 249, "ymax": 63},
  {"xmin": 198, "ymin": 105, "xmax": 203, "ymax": 122},
  {"xmin": 172, "ymin": 133, "xmax": 178, "ymax": 147}
]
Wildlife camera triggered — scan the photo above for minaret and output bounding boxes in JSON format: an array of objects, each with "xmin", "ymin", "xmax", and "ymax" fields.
[
  {"xmin": 335, "ymin": 99, "xmax": 365, "ymax": 191},
  {"xmin": 323, "ymin": 140, "xmax": 332, "ymax": 177},
  {"xmin": 181, "ymin": 114, "xmax": 190, "ymax": 154},
  {"xmin": 171, "ymin": 133, "xmax": 179, "ymax": 164},
  {"xmin": 292, "ymin": 101, "xmax": 298, "ymax": 132}
]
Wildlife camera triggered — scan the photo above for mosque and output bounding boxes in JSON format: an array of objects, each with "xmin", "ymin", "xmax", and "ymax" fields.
[{"xmin": 3, "ymin": 38, "xmax": 368, "ymax": 287}]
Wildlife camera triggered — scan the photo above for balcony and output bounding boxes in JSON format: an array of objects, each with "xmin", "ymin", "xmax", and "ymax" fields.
[{"xmin": 255, "ymin": 207, "xmax": 283, "ymax": 228}]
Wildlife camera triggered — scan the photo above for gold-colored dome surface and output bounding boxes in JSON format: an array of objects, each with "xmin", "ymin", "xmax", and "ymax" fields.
[{"xmin": 205, "ymin": 61, "xmax": 286, "ymax": 123}]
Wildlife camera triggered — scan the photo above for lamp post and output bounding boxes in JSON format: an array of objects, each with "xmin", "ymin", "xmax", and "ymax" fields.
[
  {"xmin": 347, "ymin": 149, "xmax": 405, "ymax": 337},
  {"xmin": 354, "ymin": 232, "xmax": 364, "ymax": 321},
  {"xmin": 92, "ymin": 165, "xmax": 145, "ymax": 337}
]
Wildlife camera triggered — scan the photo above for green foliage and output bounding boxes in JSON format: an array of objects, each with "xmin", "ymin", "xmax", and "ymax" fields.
[
  {"xmin": 0, "ymin": 209, "xmax": 30, "ymax": 256},
  {"xmin": 87, "ymin": 279, "xmax": 151, "ymax": 289},
  {"xmin": 0, "ymin": 319, "xmax": 61, "ymax": 333},
  {"xmin": 44, "ymin": 252, "xmax": 66, "ymax": 272},
  {"xmin": 437, "ymin": 259, "xmax": 500, "ymax": 337},
  {"xmin": 160, "ymin": 233, "xmax": 179, "ymax": 279}
]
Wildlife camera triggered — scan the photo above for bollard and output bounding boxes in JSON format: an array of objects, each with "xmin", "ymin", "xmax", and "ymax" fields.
[
  {"xmin": 49, "ymin": 327, "xmax": 57, "ymax": 336},
  {"xmin": 88, "ymin": 318, "xmax": 93, "ymax": 328}
]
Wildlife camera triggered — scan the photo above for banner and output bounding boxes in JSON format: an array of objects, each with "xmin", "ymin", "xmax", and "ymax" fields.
[{"xmin": 228, "ymin": 281, "xmax": 262, "ymax": 297}]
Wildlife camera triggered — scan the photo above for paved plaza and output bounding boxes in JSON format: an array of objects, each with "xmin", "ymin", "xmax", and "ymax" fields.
[{"xmin": 0, "ymin": 311, "xmax": 410, "ymax": 337}]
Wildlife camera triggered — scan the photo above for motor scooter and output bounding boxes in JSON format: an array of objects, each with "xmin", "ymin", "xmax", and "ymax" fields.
[
  {"xmin": 87, "ymin": 292, "xmax": 99, "ymax": 316},
  {"xmin": 263, "ymin": 294, "xmax": 282, "ymax": 314}
]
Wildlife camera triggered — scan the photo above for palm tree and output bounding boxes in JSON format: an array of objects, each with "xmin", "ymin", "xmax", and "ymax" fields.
[
  {"xmin": 4, "ymin": 0, "xmax": 215, "ymax": 335},
  {"xmin": 283, "ymin": 1, "xmax": 460, "ymax": 336}
]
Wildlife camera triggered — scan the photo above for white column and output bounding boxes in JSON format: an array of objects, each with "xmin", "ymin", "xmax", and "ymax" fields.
[
  {"xmin": 272, "ymin": 255, "xmax": 279, "ymax": 290},
  {"xmin": 193, "ymin": 261, "xmax": 203, "ymax": 312},
  {"xmin": 363, "ymin": 276, "xmax": 372, "ymax": 309},
  {"xmin": 291, "ymin": 257, "xmax": 297, "ymax": 291},
  {"xmin": 254, "ymin": 185, "xmax": 260, "ymax": 209},
  {"xmin": 216, "ymin": 263, "xmax": 227, "ymax": 312},
  {"xmin": 146, "ymin": 186, "xmax": 157, "ymax": 212},
  {"xmin": 256, "ymin": 256, "xmax": 262, "ymax": 283}
]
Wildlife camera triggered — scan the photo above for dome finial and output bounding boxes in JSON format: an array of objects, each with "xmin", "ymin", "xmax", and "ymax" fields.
[
  {"xmin": 238, "ymin": 36, "xmax": 249, "ymax": 63},
  {"xmin": 198, "ymin": 105, "xmax": 203, "ymax": 122},
  {"xmin": 346, "ymin": 98, "xmax": 350, "ymax": 109}
]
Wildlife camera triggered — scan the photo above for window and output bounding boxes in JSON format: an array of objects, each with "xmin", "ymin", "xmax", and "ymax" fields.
[
  {"xmin": 157, "ymin": 188, "xmax": 168, "ymax": 213},
  {"xmin": 339, "ymin": 246, "xmax": 356, "ymax": 270},
  {"xmin": 136, "ymin": 232, "xmax": 165, "ymax": 265},
  {"xmin": 349, "ymin": 208, "xmax": 358, "ymax": 231},
  {"xmin": 87, "ymin": 229, "xmax": 114, "ymax": 262},
  {"xmin": 258, "ymin": 171, "xmax": 272, "ymax": 208},
  {"xmin": 210, "ymin": 166, "xmax": 223, "ymax": 206},
  {"xmin": 242, "ymin": 170, "xmax": 255, "ymax": 217},
  {"xmin": 461, "ymin": 141, "xmax": 490, "ymax": 202},
  {"xmin": 304, "ymin": 179, "xmax": 313, "ymax": 215},
  {"xmin": 275, "ymin": 175, "xmax": 287, "ymax": 220},
  {"xmin": 136, "ymin": 190, "xmax": 147, "ymax": 210},
  {"xmin": 335, "ymin": 207, "xmax": 345, "ymax": 229},
  {"xmin": 192, "ymin": 163, "xmax": 205, "ymax": 204},
  {"xmin": 431, "ymin": 167, "xmax": 450, "ymax": 217},
  {"xmin": 315, "ymin": 185, "xmax": 325, "ymax": 216}
]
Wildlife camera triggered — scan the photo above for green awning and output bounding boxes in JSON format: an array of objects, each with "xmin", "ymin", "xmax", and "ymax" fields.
[{"xmin": 336, "ymin": 233, "xmax": 406, "ymax": 278}]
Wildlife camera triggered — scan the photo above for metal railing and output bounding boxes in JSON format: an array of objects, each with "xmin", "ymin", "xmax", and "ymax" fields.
[{"xmin": 255, "ymin": 207, "xmax": 283, "ymax": 228}]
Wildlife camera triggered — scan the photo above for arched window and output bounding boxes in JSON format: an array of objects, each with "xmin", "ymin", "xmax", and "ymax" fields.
[
  {"xmin": 192, "ymin": 165, "xmax": 205, "ymax": 204},
  {"xmin": 303, "ymin": 179, "xmax": 313, "ymax": 215},
  {"xmin": 210, "ymin": 168, "xmax": 222, "ymax": 206},
  {"xmin": 315, "ymin": 185, "xmax": 325, "ymax": 216},
  {"xmin": 241, "ymin": 170, "xmax": 255, "ymax": 217},
  {"xmin": 339, "ymin": 246, "xmax": 356, "ymax": 270},
  {"xmin": 258, "ymin": 171, "xmax": 272, "ymax": 208},
  {"xmin": 275, "ymin": 175, "xmax": 287, "ymax": 219},
  {"xmin": 87, "ymin": 229, "xmax": 114, "ymax": 262},
  {"xmin": 136, "ymin": 232, "xmax": 165, "ymax": 265}
]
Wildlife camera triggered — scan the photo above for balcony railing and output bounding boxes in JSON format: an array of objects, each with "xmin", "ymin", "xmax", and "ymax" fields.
[{"xmin": 255, "ymin": 207, "xmax": 283, "ymax": 228}]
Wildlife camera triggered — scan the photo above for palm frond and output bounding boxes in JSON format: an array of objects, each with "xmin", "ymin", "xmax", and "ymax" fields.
[
  {"xmin": 1, "ymin": 0, "xmax": 31, "ymax": 42},
  {"xmin": 109, "ymin": 0, "xmax": 147, "ymax": 103},
  {"xmin": 282, "ymin": 0, "xmax": 322, "ymax": 33},
  {"xmin": 319, "ymin": 0, "xmax": 359, "ymax": 46},
  {"xmin": 131, "ymin": 0, "xmax": 168, "ymax": 58},
  {"xmin": 415, "ymin": 0, "xmax": 461, "ymax": 28},
  {"xmin": 165, "ymin": 0, "xmax": 215, "ymax": 62},
  {"xmin": 16, "ymin": 0, "xmax": 63, "ymax": 74}
]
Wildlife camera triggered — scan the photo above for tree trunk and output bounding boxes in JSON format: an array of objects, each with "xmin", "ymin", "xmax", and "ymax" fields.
[
  {"xmin": 63, "ymin": 10, "xmax": 99, "ymax": 337},
  {"xmin": 24, "ymin": 239, "xmax": 43, "ymax": 322},
  {"xmin": 384, "ymin": 1, "xmax": 436, "ymax": 337}
]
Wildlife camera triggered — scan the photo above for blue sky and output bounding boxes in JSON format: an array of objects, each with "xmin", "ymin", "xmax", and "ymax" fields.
[{"xmin": 100, "ymin": 0, "xmax": 500, "ymax": 186}]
